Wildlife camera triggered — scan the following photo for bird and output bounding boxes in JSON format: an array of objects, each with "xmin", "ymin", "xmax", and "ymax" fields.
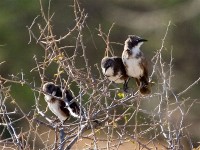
[
  {"xmin": 101, "ymin": 56, "xmax": 129, "ymax": 92},
  {"xmin": 42, "ymin": 82, "xmax": 81, "ymax": 122},
  {"xmin": 122, "ymin": 35, "xmax": 150, "ymax": 94}
]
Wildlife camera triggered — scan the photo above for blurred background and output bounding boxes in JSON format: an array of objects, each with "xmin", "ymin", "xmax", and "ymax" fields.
[{"xmin": 0, "ymin": 0, "xmax": 200, "ymax": 147}]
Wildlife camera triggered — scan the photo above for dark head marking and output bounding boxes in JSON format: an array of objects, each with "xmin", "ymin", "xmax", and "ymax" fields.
[
  {"xmin": 101, "ymin": 57, "xmax": 114, "ymax": 71},
  {"xmin": 126, "ymin": 35, "xmax": 147, "ymax": 49},
  {"xmin": 43, "ymin": 82, "xmax": 63, "ymax": 97},
  {"xmin": 43, "ymin": 82, "xmax": 56, "ymax": 95}
]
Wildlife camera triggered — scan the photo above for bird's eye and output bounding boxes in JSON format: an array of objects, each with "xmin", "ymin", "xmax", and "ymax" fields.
[
  {"xmin": 106, "ymin": 64, "xmax": 111, "ymax": 68},
  {"xmin": 105, "ymin": 62, "xmax": 112, "ymax": 68}
]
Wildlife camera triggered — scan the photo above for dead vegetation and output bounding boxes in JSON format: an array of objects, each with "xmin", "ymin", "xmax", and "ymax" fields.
[{"xmin": 0, "ymin": 0, "xmax": 199, "ymax": 149}]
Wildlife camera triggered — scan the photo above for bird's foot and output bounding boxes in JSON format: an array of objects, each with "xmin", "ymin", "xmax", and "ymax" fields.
[
  {"xmin": 123, "ymin": 78, "xmax": 130, "ymax": 93},
  {"xmin": 123, "ymin": 86, "xmax": 130, "ymax": 93}
]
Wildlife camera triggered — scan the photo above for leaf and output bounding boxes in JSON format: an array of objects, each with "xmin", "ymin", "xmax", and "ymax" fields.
[
  {"xmin": 54, "ymin": 53, "xmax": 65, "ymax": 61},
  {"xmin": 113, "ymin": 122, "xmax": 118, "ymax": 128},
  {"xmin": 11, "ymin": 100, "xmax": 16, "ymax": 104},
  {"xmin": 54, "ymin": 70, "xmax": 64, "ymax": 77},
  {"xmin": 124, "ymin": 115, "xmax": 128, "ymax": 124},
  {"xmin": 117, "ymin": 92, "xmax": 125, "ymax": 98}
]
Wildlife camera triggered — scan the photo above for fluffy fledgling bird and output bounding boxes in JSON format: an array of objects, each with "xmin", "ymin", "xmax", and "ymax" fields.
[
  {"xmin": 101, "ymin": 56, "xmax": 129, "ymax": 92},
  {"xmin": 43, "ymin": 82, "xmax": 81, "ymax": 122},
  {"xmin": 122, "ymin": 35, "xmax": 150, "ymax": 94}
]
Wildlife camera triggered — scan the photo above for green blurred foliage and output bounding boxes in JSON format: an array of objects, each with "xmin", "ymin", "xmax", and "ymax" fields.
[
  {"xmin": 0, "ymin": 1, "xmax": 41, "ymax": 74},
  {"xmin": 0, "ymin": 0, "xmax": 200, "ymax": 146}
]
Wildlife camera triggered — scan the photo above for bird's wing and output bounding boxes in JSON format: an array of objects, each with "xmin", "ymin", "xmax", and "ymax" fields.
[
  {"xmin": 64, "ymin": 89, "xmax": 81, "ymax": 118},
  {"xmin": 68, "ymin": 101, "xmax": 81, "ymax": 118},
  {"xmin": 59, "ymin": 100, "xmax": 70, "ymax": 119},
  {"xmin": 140, "ymin": 56, "xmax": 148, "ymax": 79}
]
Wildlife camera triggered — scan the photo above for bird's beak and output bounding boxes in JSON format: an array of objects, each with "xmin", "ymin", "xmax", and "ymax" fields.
[{"xmin": 139, "ymin": 38, "xmax": 148, "ymax": 42}]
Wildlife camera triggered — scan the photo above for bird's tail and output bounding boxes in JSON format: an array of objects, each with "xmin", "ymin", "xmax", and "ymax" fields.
[
  {"xmin": 136, "ymin": 77, "xmax": 151, "ymax": 95},
  {"xmin": 139, "ymin": 84, "xmax": 151, "ymax": 94},
  {"xmin": 67, "ymin": 101, "xmax": 84, "ymax": 119}
]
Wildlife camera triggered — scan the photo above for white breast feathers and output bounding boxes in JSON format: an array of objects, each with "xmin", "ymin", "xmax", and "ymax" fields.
[{"xmin": 47, "ymin": 101, "xmax": 68, "ymax": 121}]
